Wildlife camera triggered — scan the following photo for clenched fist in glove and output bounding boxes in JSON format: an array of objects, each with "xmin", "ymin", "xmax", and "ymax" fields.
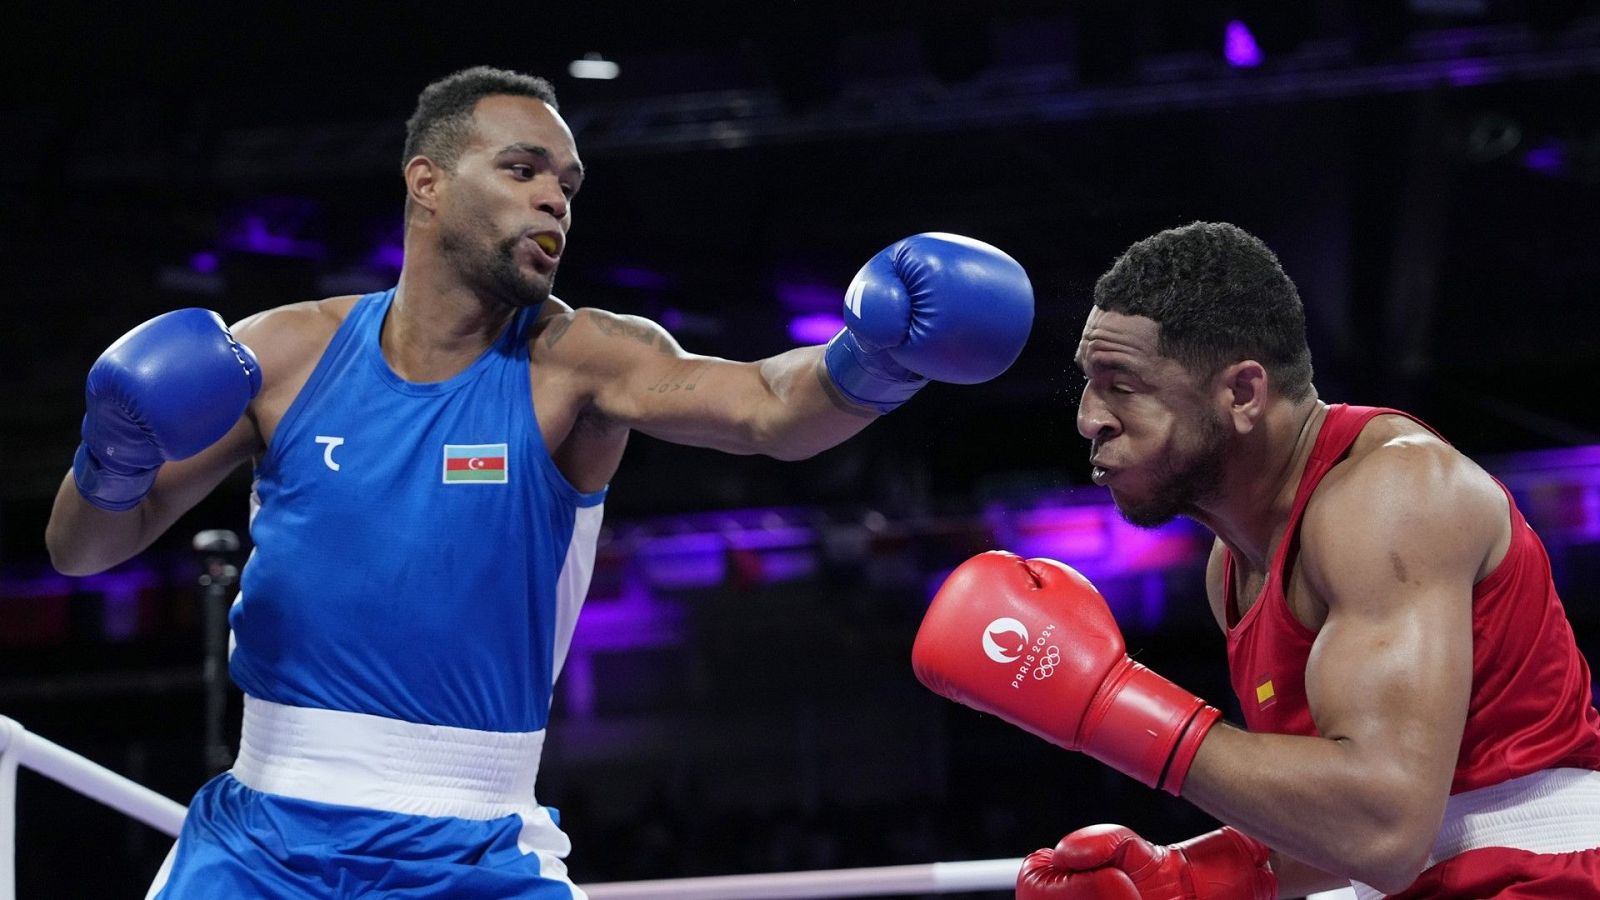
[
  {"xmin": 1017, "ymin": 825, "xmax": 1276, "ymax": 900},
  {"xmin": 911, "ymin": 551, "xmax": 1221, "ymax": 794},
  {"xmin": 822, "ymin": 233, "xmax": 1033, "ymax": 413}
]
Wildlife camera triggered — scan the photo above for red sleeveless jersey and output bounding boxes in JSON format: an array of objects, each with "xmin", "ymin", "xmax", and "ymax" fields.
[{"xmin": 1224, "ymin": 404, "xmax": 1600, "ymax": 793}]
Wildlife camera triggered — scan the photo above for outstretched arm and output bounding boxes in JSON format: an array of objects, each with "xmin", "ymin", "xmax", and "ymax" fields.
[
  {"xmin": 546, "ymin": 309, "xmax": 870, "ymax": 460},
  {"xmin": 549, "ymin": 233, "xmax": 1034, "ymax": 460}
]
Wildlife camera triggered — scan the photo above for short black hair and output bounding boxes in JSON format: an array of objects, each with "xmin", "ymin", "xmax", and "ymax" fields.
[
  {"xmin": 402, "ymin": 66, "xmax": 559, "ymax": 171},
  {"xmin": 1094, "ymin": 221, "xmax": 1314, "ymax": 400}
]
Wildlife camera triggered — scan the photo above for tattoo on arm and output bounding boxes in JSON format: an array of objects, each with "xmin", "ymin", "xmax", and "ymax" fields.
[
  {"xmin": 542, "ymin": 313, "xmax": 577, "ymax": 348},
  {"xmin": 647, "ymin": 360, "xmax": 712, "ymax": 394},
  {"xmin": 815, "ymin": 362, "xmax": 879, "ymax": 418},
  {"xmin": 593, "ymin": 312, "xmax": 666, "ymax": 350}
]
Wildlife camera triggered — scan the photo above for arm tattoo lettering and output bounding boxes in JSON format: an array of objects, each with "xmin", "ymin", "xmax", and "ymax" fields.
[{"xmin": 647, "ymin": 360, "xmax": 711, "ymax": 394}]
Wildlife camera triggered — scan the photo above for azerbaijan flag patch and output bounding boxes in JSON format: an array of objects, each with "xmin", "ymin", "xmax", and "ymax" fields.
[{"xmin": 442, "ymin": 443, "xmax": 508, "ymax": 484}]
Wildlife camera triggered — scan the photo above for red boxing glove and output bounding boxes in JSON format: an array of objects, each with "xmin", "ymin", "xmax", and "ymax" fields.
[
  {"xmin": 1017, "ymin": 825, "xmax": 1276, "ymax": 900},
  {"xmin": 911, "ymin": 551, "xmax": 1220, "ymax": 793}
]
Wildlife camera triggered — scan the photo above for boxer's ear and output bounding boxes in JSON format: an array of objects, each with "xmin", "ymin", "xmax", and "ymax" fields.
[
  {"xmin": 405, "ymin": 155, "xmax": 444, "ymax": 215},
  {"xmin": 1218, "ymin": 360, "xmax": 1268, "ymax": 435}
]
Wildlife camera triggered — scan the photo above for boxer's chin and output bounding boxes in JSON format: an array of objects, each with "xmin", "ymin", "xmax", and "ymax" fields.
[
  {"xmin": 1110, "ymin": 415, "xmax": 1229, "ymax": 529},
  {"xmin": 1112, "ymin": 490, "xmax": 1183, "ymax": 529},
  {"xmin": 487, "ymin": 241, "xmax": 554, "ymax": 308}
]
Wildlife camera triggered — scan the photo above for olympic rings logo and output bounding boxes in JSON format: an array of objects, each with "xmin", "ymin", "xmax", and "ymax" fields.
[{"xmin": 1032, "ymin": 646, "xmax": 1061, "ymax": 680}]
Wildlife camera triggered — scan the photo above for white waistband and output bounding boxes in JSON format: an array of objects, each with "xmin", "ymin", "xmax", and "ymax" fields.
[
  {"xmin": 1352, "ymin": 768, "xmax": 1600, "ymax": 900},
  {"xmin": 231, "ymin": 696, "xmax": 545, "ymax": 820}
]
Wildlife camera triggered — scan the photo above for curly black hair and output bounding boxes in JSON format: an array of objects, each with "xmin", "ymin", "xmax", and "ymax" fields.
[
  {"xmin": 1094, "ymin": 221, "xmax": 1314, "ymax": 401},
  {"xmin": 402, "ymin": 66, "xmax": 559, "ymax": 172}
]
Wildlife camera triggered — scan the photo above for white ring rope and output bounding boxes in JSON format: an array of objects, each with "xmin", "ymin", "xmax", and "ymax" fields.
[
  {"xmin": 581, "ymin": 859, "xmax": 1359, "ymax": 899},
  {"xmin": 0, "ymin": 721, "xmax": 18, "ymax": 900},
  {"xmin": 0, "ymin": 713, "xmax": 193, "ymax": 900},
  {"xmin": 0, "ymin": 716, "xmax": 187, "ymax": 900},
  {"xmin": 583, "ymin": 857, "xmax": 1026, "ymax": 898},
  {"xmin": 0, "ymin": 716, "xmax": 186, "ymax": 839}
]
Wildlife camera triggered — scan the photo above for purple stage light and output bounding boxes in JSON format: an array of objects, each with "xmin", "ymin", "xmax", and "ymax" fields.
[
  {"xmin": 1224, "ymin": 20, "xmax": 1264, "ymax": 68},
  {"xmin": 1504, "ymin": 445, "xmax": 1600, "ymax": 471},
  {"xmin": 608, "ymin": 266, "xmax": 672, "ymax": 290},
  {"xmin": 224, "ymin": 216, "xmax": 325, "ymax": 259},
  {"xmin": 751, "ymin": 549, "xmax": 818, "ymax": 582},
  {"xmin": 568, "ymin": 578, "xmax": 687, "ymax": 653},
  {"xmin": 368, "ymin": 242, "xmax": 405, "ymax": 271},
  {"xmin": 0, "ymin": 567, "xmax": 164, "ymax": 644},
  {"xmin": 1523, "ymin": 142, "xmax": 1565, "ymax": 176},
  {"xmin": 627, "ymin": 508, "xmax": 822, "ymax": 589},
  {"xmin": 189, "ymin": 252, "xmax": 220, "ymax": 274},
  {"xmin": 221, "ymin": 199, "xmax": 327, "ymax": 259},
  {"xmin": 986, "ymin": 499, "xmax": 1206, "ymax": 579},
  {"xmin": 635, "ymin": 532, "xmax": 728, "ymax": 589},
  {"xmin": 1447, "ymin": 61, "xmax": 1491, "ymax": 87},
  {"xmin": 775, "ymin": 282, "xmax": 841, "ymax": 313},
  {"xmin": 978, "ymin": 493, "xmax": 1213, "ymax": 629},
  {"xmin": 1492, "ymin": 444, "xmax": 1600, "ymax": 544},
  {"xmin": 788, "ymin": 312, "xmax": 845, "ymax": 345}
]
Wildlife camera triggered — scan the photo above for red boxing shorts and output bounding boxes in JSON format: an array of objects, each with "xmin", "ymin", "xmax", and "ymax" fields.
[{"xmin": 1385, "ymin": 846, "xmax": 1600, "ymax": 899}]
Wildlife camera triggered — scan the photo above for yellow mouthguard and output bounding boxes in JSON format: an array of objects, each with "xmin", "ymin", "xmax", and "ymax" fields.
[{"xmin": 534, "ymin": 234, "xmax": 558, "ymax": 255}]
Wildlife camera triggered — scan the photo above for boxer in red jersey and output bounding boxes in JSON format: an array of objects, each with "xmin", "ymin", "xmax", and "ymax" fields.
[{"xmin": 911, "ymin": 222, "xmax": 1600, "ymax": 898}]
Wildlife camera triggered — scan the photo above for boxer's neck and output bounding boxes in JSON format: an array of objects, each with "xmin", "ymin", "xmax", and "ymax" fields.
[
  {"xmin": 383, "ymin": 263, "xmax": 518, "ymax": 383},
  {"xmin": 1194, "ymin": 397, "xmax": 1326, "ymax": 574}
]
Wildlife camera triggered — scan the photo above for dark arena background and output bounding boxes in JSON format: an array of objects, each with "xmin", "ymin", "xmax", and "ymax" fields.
[{"xmin": 3, "ymin": 2, "xmax": 1599, "ymax": 897}]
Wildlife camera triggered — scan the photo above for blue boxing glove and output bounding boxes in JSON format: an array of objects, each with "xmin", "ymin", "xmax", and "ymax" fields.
[
  {"xmin": 73, "ymin": 308, "xmax": 262, "ymax": 511},
  {"xmin": 823, "ymin": 233, "xmax": 1033, "ymax": 413}
]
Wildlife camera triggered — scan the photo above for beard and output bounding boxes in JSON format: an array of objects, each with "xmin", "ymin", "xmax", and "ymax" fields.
[
  {"xmin": 1112, "ymin": 409, "xmax": 1231, "ymax": 528},
  {"xmin": 441, "ymin": 223, "xmax": 556, "ymax": 309}
]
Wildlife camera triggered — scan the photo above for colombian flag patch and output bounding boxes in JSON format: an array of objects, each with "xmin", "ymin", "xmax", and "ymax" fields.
[{"xmin": 442, "ymin": 443, "xmax": 508, "ymax": 484}]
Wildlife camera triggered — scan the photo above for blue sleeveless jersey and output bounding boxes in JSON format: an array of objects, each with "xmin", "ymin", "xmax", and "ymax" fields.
[{"xmin": 233, "ymin": 288, "xmax": 606, "ymax": 733}]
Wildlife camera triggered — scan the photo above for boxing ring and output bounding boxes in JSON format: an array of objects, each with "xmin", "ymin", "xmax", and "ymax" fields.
[{"xmin": 0, "ymin": 714, "xmax": 1358, "ymax": 898}]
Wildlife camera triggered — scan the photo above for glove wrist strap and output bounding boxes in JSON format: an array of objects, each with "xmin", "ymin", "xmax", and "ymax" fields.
[
  {"xmin": 823, "ymin": 330, "xmax": 927, "ymax": 414},
  {"xmin": 1082, "ymin": 662, "xmax": 1220, "ymax": 795},
  {"xmin": 1174, "ymin": 827, "xmax": 1278, "ymax": 900},
  {"xmin": 73, "ymin": 442, "xmax": 157, "ymax": 512}
]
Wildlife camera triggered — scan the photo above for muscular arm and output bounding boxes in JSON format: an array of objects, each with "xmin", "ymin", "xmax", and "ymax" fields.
[
  {"xmin": 45, "ymin": 303, "xmax": 332, "ymax": 575},
  {"xmin": 46, "ymin": 414, "xmax": 260, "ymax": 576},
  {"xmin": 1184, "ymin": 440, "xmax": 1498, "ymax": 892},
  {"xmin": 548, "ymin": 308, "xmax": 876, "ymax": 460}
]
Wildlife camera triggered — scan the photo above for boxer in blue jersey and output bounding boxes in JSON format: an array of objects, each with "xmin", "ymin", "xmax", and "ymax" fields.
[{"xmin": 45, "ymin": 66, "xmax": 1035, "ymax": 898}]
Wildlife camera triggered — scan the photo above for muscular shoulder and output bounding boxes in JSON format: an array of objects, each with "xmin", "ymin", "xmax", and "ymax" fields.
[
  {"xmin": 1299, "ymin": 415, "xmax": 1506, "ymax": 601},
  {"xmin": 231, "ymin": 296, "xmax": 359, "ymax": 382},
  {"xmin": 529, "ymin": 304, "xmax": 681, "ymax": 376}
]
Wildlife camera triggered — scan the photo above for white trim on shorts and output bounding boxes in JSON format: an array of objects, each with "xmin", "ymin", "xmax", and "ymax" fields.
[
  {"xmin": 1352, "ymin": 767, "xmax": 1600, "ymax": 900},
  {"xmin": 232, "ymin": 695, "xmax": 545, "ymax": 819}
]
